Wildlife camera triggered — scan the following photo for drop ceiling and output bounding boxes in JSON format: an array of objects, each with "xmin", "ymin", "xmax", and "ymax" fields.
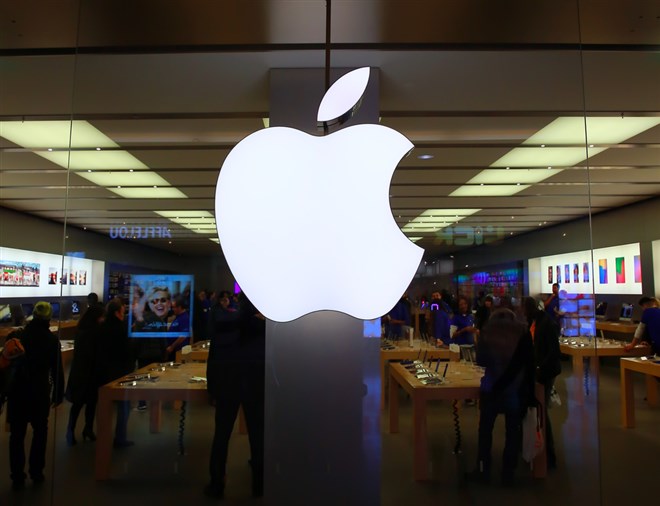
[{"xmin": 0, "ymin": 0, "xmax": 658, "ymax": 259}]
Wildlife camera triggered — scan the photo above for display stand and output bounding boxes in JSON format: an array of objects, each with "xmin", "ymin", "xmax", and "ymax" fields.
[{"xmin": 264, "ymin": 68, "xmax": 381, "ymax": 505}]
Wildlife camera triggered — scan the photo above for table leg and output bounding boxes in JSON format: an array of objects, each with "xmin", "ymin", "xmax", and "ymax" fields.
[
  {"xmin": 573, "ymin": 355, "xmax": 584, "ymax": 405},
  {"xmin": 412, "ymin": 395, "xmax": 429, "ymax": 481},
  {"xmin": 645, "ymin": 374, "xmax": 658, "ymax": 407},
  {"xmin": 95, "ymin": 389, "xmax": 113, "ymax": 480},
  {"xmin": 380, "ymin": 358, "xmax": 387, "ymax": 410},
  {"xmin": 149, "ymin": 401, "xmax": 162, "ymax": 433},
  {"xmin": 621, "ymin": 365, "xmax": 635, "ymax": 428},
  {"xmin": 388, "ymin": 372, "xmax": 399, "ymax": 434}
]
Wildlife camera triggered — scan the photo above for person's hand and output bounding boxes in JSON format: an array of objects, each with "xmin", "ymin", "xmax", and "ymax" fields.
[
  {"xmin": 133, "ymin": 293, "xmax": 148, "ymax": 322},
  {"xmin": 623, "ymin": 343, "xmax": 634, "ymax": 352}
]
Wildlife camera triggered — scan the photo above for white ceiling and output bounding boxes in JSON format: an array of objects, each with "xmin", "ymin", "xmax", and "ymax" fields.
[{"xmin": 0, "ymin": 0, "xmax": 658, "ymax": 259}]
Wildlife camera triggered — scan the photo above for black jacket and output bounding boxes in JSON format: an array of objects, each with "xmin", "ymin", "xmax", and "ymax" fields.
[
  {"xmin": 7, "ymin": 319, "xmax": 64, "ymax": 416},
  {"xmin": 65, "ymin": 320, "xmax": 101, "ymax": 404},
  {"xmin": 96, "ymin": 314, "xmax": 134, "ymax": 385},
  {"xmin": 530, "ymin": 309, "xmax": 562, "ymax": 384}
]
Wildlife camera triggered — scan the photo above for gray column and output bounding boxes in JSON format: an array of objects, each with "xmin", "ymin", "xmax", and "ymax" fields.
[{"xmin": 264, "ymin": 68, "xmax": 381, "ymax": 506}]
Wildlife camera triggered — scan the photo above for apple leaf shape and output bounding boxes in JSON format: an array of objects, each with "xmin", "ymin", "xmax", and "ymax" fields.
[{"xmin": 317, "ymin": 67, "xmax": 370, "ymax": 124}]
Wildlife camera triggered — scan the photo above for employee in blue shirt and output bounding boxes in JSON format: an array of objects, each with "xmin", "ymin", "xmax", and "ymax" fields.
[{"xmin": 451, "ymin": 296, "xmax": 478, "ymax": 345}]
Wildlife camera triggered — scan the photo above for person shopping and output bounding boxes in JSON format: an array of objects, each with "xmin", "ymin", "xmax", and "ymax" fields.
[{"xmin": 65, "ymin": 303, "xmax": 105, "ymax": 445}]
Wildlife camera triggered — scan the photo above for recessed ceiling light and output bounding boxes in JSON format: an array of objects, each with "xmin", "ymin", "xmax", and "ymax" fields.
[
  {"xmin": 417, "ymin": 154, "xmax": 434, "ymax": 160},
  {"xmin": 87, "ymin": 169, "xmax": 92, "ymax": 173},
  {"xmin": 129, "ymin": 169, "xmax": 134, "ymax": 172},
  {"xmin": 563, "ymin": 233, "xmax": 566, "ymax": 237},
  {"xmin": 96, "ymin": 147, "xmax": 101, "ymax": 151},
  {"xmin": 541, "ymin": 144, "xmax": 546, "ymax": 147},
  {"xmin": 117, "ymin": 185, "xmax": 121, "ymax": 188},
  {"xmin": 506, "ymin": 167, "xmax": 510, "ymax": 170},
  {"xmin": 547, "ymin": 166, "xmax": 552, "ymax": 169},
  {"xmin": 153, "ymin": 185, "xmax": 157, "ymax": 188},
  {"xmin": 47, "ymin": 148, "xmax": 53, "ymax": 152}
]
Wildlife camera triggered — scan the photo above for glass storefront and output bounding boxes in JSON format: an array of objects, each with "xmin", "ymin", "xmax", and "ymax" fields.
[{"xmin": 1, "ymin": 2, "xmax": 658, "ymax": 505}]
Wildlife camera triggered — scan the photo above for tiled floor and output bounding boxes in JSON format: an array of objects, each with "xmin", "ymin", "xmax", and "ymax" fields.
[{"xmin": 0, "ymin": 357, "xmax": 657, "ymax": 505}]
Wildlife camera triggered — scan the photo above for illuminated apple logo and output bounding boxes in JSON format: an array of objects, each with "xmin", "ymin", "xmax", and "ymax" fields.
[{"xmin": 215, "ymin": 67, "xmax": 423, "ymax": 322}]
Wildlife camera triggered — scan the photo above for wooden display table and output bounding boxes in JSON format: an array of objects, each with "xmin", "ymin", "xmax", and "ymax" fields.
[
  {"xmin": 596, "ymin": 320, "xmax": 638, "ymax": 337},
  {"xmin": 380, "ymin": 341, "xmax": 460, "ymax": 409},
  {"xmin": 96, "ymin": 362, "xmax": 209, "ymax": 480},
  {"xmin": 559, "ymin": 337, "xmax": 650, "ymax": 404},
  {"xmin": 620, "ymin": 357, "xmax": 660, "ymax": 428},
  {"xmin": 388, "ymin": 361, "xmax": 481, "ymax": 481},
  {"xmin": 176, "ymin": 340, "xmax": 211, "ymax": 363}
]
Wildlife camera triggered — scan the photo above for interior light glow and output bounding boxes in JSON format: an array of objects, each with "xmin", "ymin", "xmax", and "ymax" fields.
[
  {"xmin": 450, "ymin": 185, "xmax": 530, "ymax": 197},
  {"xmin": 0, "ymin": 120, "xmax": 187, "ymax": 200},
  {"xmin": 0, "ymin": 120, "xmax": 117, "ymax": 148},
  {"xmin": 417, "ymin": 154, "xmax": 434, "ymax": 160},
  {"xmin": 80, "ymin": 172, "xmax": 171, "ymax": 187},
  {"xmin": 449, "ymin": 116, "xmax": 660, "ymax": 200},
  {"xmin": 401, "ymin": 208, "xmax": 480, "ymax": 233},
  {"xmin": 40, "ymin": 150, "xmax": 148, "ymax": 170},
  {"xmin": 468, "ymin": 168, "xmax": 562, "ymax": 185},
  {"xmin": 111, "ymin": 187, "xmax": 187, "ymax": 199}
]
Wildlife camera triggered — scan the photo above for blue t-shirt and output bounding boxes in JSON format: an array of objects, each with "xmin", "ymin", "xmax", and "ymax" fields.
[
  {"xmin": 388, "ymin": 299, "xmax": 411, "ymax": 338},
  {"xmin": 430, "ymin": 300, "xmax": 451, "ymax": 342},
  {"xmin": 451, "ymin": 313, "xmax": 475, "ymax": 345},
  {"xmin": 641, "ymin": 307, "xmax": 660, "ymax": 354},
  {"xmin": 545, "ymin": 295, "xmax": 559, "ymax": 324}
]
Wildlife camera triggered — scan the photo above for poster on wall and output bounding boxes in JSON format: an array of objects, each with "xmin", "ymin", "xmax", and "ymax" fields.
[
  {"xmin": 128, "ymin": 274, "xmax": 194, "ymax": 338},
  {"xmin": 0, "ymin": 247, "xmax": 104, "ymax": 298},
  {"xmin": 0, "ymin": 260, "xmax": 40, "ymax": 287},
  {"xmin": 535, "ymin": 243, "xmax": 642, "ymax": 295}
]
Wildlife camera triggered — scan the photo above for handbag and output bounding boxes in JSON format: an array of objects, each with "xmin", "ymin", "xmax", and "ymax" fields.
[{"xmin": 522, "ymin": 405, "xmax": 544, "ymax": 463}]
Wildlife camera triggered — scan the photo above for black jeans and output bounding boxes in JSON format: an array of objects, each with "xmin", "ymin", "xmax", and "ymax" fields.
[
  {"xmin": 9, "ymin": 399, "xmax": 50, "ymax": 482},
  {"xmin": 541, "ymin": 378, "xmax": 557, "ymax": 467},
  {"xmin": 208, "ymin": 362, "xmax": 264, "ymax": 489},
  {"xmin": 477, "ymin": 390, "xmax": 522, "ymax": 478}
]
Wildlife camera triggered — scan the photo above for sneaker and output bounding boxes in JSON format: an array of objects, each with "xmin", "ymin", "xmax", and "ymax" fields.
[{"xmin": 137, "ymin": 403, "xmax": 147, "ymax": 411}]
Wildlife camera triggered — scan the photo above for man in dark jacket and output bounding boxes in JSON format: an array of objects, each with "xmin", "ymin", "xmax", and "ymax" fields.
[
  {"xmin": 524, "ymin": 296, "xmax": 562, "ymax": 470},
  {"xmin": 96, "ymin": 297, "xmax": 135, "ymax": 448},
  {"xmin": 205, "ymin": 293, "xmax": 265, "ymax": 499},
  {"xmin": 7, "ymin": 301, "xmax": 64, "ymax": 491},
  {"xmin": 471, "ymin": 308, "xmax": 535, "ymax": 486}
]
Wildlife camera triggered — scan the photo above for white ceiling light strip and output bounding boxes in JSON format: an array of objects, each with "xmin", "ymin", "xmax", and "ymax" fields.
[
  {"xmin": 154, "ymin": 210, "xmax": 218, "ymax": 240},
  {"xmin": 0, "ymin": 120, "xmax": 187, "ymax": 199},
  {"xmin": 450, "ymin": 116, "xmax": 660, "ymax": 197},
  {"xmin": 401, "ymin": 208, "xmax": 481, "ymax": 234}
]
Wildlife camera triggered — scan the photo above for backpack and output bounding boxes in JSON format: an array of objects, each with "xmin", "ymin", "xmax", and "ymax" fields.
[{"xmin": 0, "ymin": 330, "xmax": 26, "ymax": 413}]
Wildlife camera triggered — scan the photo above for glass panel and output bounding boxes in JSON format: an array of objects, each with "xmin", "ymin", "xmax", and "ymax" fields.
[{"xmin": 3, "ymin": 1, "xmax": 657, "ymax": 504}]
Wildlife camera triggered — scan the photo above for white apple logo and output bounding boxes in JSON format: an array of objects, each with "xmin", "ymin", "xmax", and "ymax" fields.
[{"xmin": 215, "ymin": 67, "xmax": 423, "ymax": 322}]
